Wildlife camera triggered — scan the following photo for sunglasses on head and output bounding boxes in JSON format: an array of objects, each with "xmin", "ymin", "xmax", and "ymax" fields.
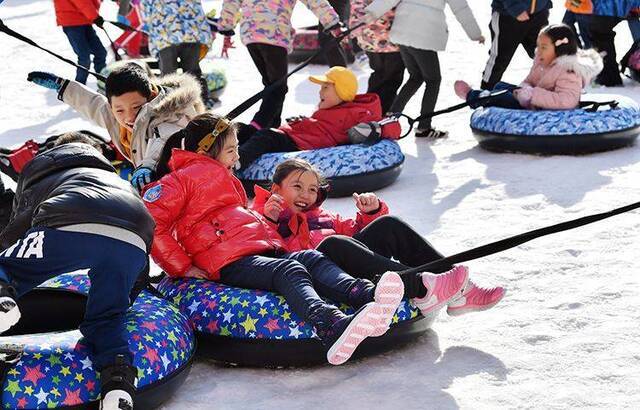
[{"xmin": 197, "ymin": 117, "xmax": 231, "ymax": 154}]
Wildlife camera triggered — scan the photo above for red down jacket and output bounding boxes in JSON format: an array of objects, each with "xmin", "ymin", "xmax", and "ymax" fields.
[
  {"xmin": 143, "ymin": 150, "xmax": 286, "ymax": 280},
  {"xmin": 252, "ymin": 185, "xmax": 389, "ymax": 252},
  {"xmin": 279, "ymin": 93, "xmax": 383, "ymax": 150},
  {"xmin": 53, "ymin": 0, "xmax": 101, "ymax": 27}
]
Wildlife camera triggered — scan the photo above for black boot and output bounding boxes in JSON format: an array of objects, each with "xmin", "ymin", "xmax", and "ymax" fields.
[{"xmin": 99, "ymin": 355, "xmax": 136, "ymax": 410}]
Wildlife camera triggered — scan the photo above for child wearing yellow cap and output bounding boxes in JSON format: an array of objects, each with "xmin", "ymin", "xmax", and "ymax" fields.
[{"xmin": 237, "ymin": 66, "xmax": 383, "ymax": 170}]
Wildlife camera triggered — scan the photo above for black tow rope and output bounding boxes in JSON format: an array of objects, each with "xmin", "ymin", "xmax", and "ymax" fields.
[
  {"xmin": 400, "ymin": 200, "xmax": 640, "ymax": 275},
  {"xmin": 0, "ymin": 18, "xmax": 106, "ymax": 82},
  {"xmin": 225, "ymin": 23, "xmax": 366, "ymax": 120},
  {"xmin": 97, "ymin": 24, "xmax": 122, "ymax": 62},
  {"xmin": 392, "ymin": 89, "xmax": 510, "ymax": 138},
  {"xmin": 106, "ymin": 20, "xmax": 149, "ymax": 36}
]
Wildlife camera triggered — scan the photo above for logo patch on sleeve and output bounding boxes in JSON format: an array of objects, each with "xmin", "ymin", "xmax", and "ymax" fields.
[{"xmin": 143, "ymin": 184, "xmax": 162, "ymax": 203}]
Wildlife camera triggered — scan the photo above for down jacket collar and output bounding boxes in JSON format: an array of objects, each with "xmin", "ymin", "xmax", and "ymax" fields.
[{"xmin": 551, "ymin": 49, "xmax": 604, "ymax": 86}]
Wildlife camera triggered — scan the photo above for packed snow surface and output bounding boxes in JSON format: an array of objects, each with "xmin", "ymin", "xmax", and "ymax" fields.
[{"xmin": 1, "ymin": 1, "xmax": 639, "ymax": 408}]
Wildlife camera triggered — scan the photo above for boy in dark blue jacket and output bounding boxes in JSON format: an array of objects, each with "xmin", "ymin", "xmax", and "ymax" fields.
[
  {"xmin": 481, "ymin": 0, "xmax": 553, "ymax": 89},
  {"xmin": 0, "ymin": 136, "xmax": 155, "ymax": 410}
]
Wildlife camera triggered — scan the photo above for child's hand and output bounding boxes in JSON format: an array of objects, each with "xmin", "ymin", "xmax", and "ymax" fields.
[
  {"xmin": 514, "ymin": 87, "xmax": 533, "ymax": 108},
  {"xmin": 264, "ymin": 193, "xmax": 285, "ymax": 222},
  {"xmin": 516, "ymin": 11, "xmax": 530, "ymax": 21},
  {"xmin": 353, "ymin": 192, "xmax": 380, "ymax": 213},
  {"xmin": 286, "ymin": 115, "xmax": 307, "ymax": 124},
  {"xmin": 477, "ymin": 36, "xmax": 485, "ymax": 45},
  {"xmin": 184, "ymin": 265, "xmax": 208, "ymax": 279},
  {"xmin": 27, "ymin": 71, "xmax": 65, "ymax": 91}
]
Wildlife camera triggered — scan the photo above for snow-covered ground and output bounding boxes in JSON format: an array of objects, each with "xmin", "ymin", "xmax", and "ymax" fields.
[{"xmin": 1, "ymin": 1, "xmax": 639, "ymax": 408}]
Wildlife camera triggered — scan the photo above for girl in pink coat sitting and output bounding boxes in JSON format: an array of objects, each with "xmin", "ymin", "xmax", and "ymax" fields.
[
  {"xmin": 454, "ymin": 24, "xmax": 603, "ymax": 110},
  {"xmin": 252, "ymin": 158, "xmax": 506, "ymax": 317}
]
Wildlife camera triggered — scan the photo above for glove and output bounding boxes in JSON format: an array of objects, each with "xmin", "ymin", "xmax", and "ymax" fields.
[
  {"xmin": 215, "ymin": 23, "xmax": 235, "ymax": 36},
  {"xmin": 117, "ymin": 14, "xmax": 130, "ymax": 26},
  {"xmin": 514, "ymin": 86, "xmax": 533, "ymax": 108},
  {"xmin": 285, "ymin": 115, "xmax": 307, "ymax": 124},
  {"xmin": 27, "ymin": 71, "xmax": 65, "ymax": 91},
  {"xmin": 348, "ymin": 122, "xmax": 382, "ymax": 145},
  {"xmin": 131, "ymin": 167, "xmax": 154, "ymax": 192},
  {"xmin": 221, "ymin": 36, "xmax": 235, "ymax": 58},
  {"xmin": 93, "ymin": 16, "xmax": 105, "ymax": 28}
]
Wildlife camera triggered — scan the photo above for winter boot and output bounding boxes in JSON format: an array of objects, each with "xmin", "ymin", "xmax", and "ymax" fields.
[
  {"xmin": 446, "ymin": 280, "xmax": 506, "ymax": 316},
  {"xmin": 310, "ymin": 304, "xmax": 380, "ymax": 365},
  {"xmin": 0, "ymin": 281, "xmax": 20, "ymax": 334},
  {"xmin": 99, "ymin": 355, "xmax": 136, "ymax": 410},
  {"xmin": 370, "ymin": 272, "xmax": 404, "ymax": 337},
  {"xmin": 412, "ymin": 265, "xmax": 469, "ymax": 316}
]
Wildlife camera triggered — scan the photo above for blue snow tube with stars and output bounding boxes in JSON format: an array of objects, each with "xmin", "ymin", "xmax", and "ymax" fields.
[
  {"xmin": 470, "ymin": 94, "xmax": 640, "ymax": 155},
  {"xmin": 157, "ymin": 277, "xmax": 434, "ymax": 367},
  {"xmin": 237, "ymin": 140, "xmax": 405, "ymax": 198},
  {"xmin": 0, "ymin": 272, "xmax": 195, "ymax": 409}
]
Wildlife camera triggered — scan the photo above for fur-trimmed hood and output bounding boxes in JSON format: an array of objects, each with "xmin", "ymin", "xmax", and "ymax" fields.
[
  {"xmin": 552, "ymin": 49, "xmax": 604, "ymax": 85},
  {"xmin": 148, "ymin": 73, "xmax": 206, "ymax": 125}
]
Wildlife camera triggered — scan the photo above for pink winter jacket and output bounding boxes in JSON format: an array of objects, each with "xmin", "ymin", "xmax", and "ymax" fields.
[
  {"xmin": 219, "ymin": 0, "xmax": 340, "ymax": 51},
  {"xmin": 252, "ymin": 185, "xmax": 390, "ymax": 252},
  {"xmin": 521, "ymin": 49, "xmax": 603, "ymax": 110}
]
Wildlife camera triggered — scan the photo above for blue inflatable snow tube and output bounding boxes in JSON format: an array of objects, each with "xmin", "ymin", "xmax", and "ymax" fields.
[
  {"xmin": 157, "ymin": 277, "xmax": 433, "ymax": 367},
  {"xmin": 237, "ymin": 140, "xmax": 405, "ymax": 198},
  {"xmin": 0, "ymin": 272, "xmax": 195, "ymax": 409},
  {"xmin": 470, "ymin": 94, "xmax": 640, "ymax": 155}
]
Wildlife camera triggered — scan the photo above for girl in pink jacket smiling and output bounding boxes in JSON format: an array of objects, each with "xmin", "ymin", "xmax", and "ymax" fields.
[{"xmin": 454, "ymin": 24, "xmax": 603, "ymax": 110}]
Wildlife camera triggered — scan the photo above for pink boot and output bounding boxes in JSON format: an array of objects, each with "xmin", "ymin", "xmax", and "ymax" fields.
[
  {"xmin": 412, "ymin": 265, "xmax": 469, "ymax": 316},
  {"xmin": 326, "ymin": 302, "xmax": 381, "ymax": 365},
  {"xmin": 447, "ymin": 281, "xmax": 505, "ymax": 316},
  {"xmin": 370, "ymin": 271, "xmax": 404, "ymax": 337},
  {"xmin": 454, "ymin": 80, "xmax": 472, "ymax": 100}
]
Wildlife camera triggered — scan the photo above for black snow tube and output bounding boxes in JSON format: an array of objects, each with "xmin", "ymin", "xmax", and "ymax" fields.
[
  {"xmin": 237, "ymin": 140, "xmax": 405, "ymax": 198},
  {"xmin": 157, "ymin": 277, "xmax": 433, "ymax": 368},
  {"xmin": 470, "ymin": 94, "xmax": 640, "ymax": 155},
  {"xmin": 0, "ymin": 273, "xmax": 195, "ymax": 409}
]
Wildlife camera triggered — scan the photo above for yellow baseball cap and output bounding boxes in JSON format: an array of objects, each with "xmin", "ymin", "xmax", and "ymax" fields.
[{"xmin": 309, "ymin": 66, "xmax": 358, "ymax": 102}]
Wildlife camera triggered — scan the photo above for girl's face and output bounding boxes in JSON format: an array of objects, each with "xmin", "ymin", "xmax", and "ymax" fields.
[
  {"xmin": 535, "ymin": 34, "xmax": 557, "ymax": 67},
  {"xmin": 318, "ymin": 83, "xmax": 343, "ymax": 109},
  {"xmin": 214, "ymin": 133, "xmax": 240, "ymax": 173},
  {"xmin": 273, "ymin": 170, "xmax": 320, "ymax": 213}
]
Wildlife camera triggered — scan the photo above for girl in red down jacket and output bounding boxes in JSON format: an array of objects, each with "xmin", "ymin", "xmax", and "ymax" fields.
[
  {"xmin": 252, "ymin": 158, "xmax": 506, "ymax": 317},
  {"xmin": 143, "ymin": 113, "xmax": 414, "ymax": 365}
]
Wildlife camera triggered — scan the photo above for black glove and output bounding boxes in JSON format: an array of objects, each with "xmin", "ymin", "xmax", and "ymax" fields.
[
  {"xmin": 218, "ymin": 29, "xmax": 235, "ymax": 36},
  {"xmin": 348, "ymin": 122, "xmax": 382, "ymax": 145},
  {"xmin": 93, "ymin": 16, "xmax": 105, "ymax": 28}
]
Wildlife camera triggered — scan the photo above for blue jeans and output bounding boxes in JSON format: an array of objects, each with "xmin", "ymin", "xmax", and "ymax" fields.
[
  {"xmin": 62, "ymin": 25, "xmax": 107, "ymax": 84},
  {"xmin": 0, "ymin": 227, "xmax": 147, "ymax": 370},
  {"xmin": 467, "ymin": 81, "xmax": 523, "ymax": 109},
  {"xmin": 219, "ymin": 250, "xmax": 375, "ymax": 324}
]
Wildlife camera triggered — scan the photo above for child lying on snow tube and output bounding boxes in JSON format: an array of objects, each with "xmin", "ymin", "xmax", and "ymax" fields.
[
  {"xmin": 252, "ymin": 158, "xmax": 506, "ymax": 316},
  {"xmin": 454, "ymin": 24, "xmax": 603, "ymax": 111},
  {"xmin": 237, "ymin": 66, "xmax": 400, "ymax": 171},
  {"xmin": 144, "ymin": 113, "xmax": 467, "ymax": 365}
]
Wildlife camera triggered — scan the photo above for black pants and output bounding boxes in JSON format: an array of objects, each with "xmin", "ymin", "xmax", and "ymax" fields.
[
  {"xmin": 318, "ymin": 0, "xmax": 349, "ymax": 67},
  {"xmin": 390, "ymin": 46, "xmax": 441, "ymax": 130},
  {"xmin": 367, "ymin": 51, "xmax": 405, "ymax": 114},
  {"xmin": 219, "ymin": 250, "xmax": 375, "ymax": 328},
  {"xmin": 481, "ymin": 9, "xmax": 549, "ymax": 89},
  {"xmin": 158, "ymin": 43, "xmax": 209, "ymax": 99},
  {"xmin": 238, "ymin": 129, "xmax": 298, "ymax": 170},
  {"xmin": 246, "ymin": 43, "xmax": 289, "ymax": 128},
  {"xmin": 589, "ymin": 15, "xmax": 623, "ymax": 86},
  {"xmin": 316, "ymin": 216, "xmax": 452, "ymax": 298}
]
